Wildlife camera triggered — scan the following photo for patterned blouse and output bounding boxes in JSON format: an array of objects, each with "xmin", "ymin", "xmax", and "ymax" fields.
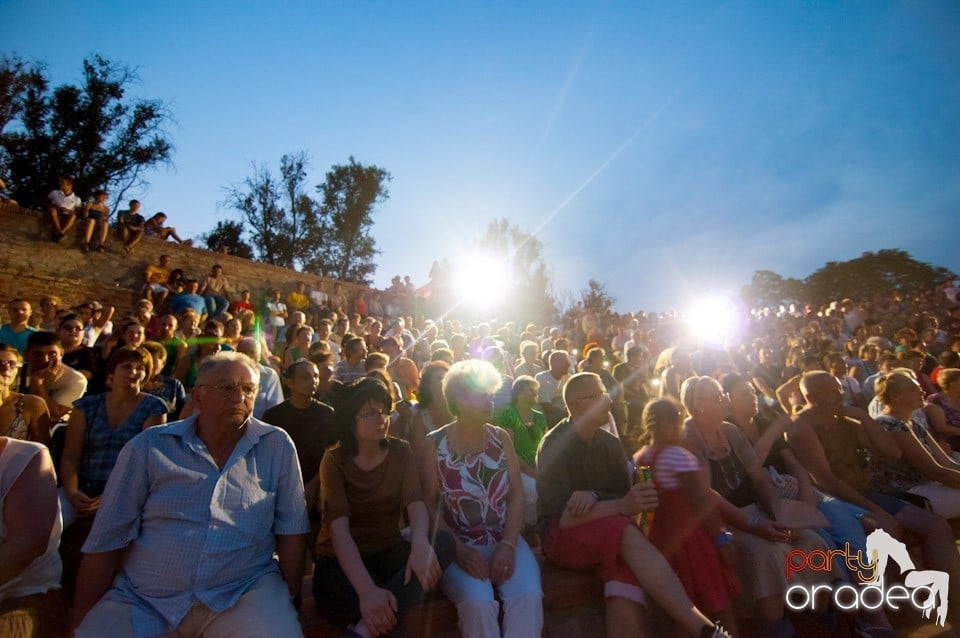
[
  {"xmin": 869, "ymin": 414, "xmax": 931, "ymax": 495},
  {"xmin": 74, "ymin": 392, "xmax": 167, "ymax": 495},
  {"xmin": 428, "ymin": 423, "xmax": 509, "ymax": 547}
]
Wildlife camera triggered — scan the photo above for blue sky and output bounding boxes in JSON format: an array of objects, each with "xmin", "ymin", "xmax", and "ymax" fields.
[{"xmin": 3, "ymin": 1, "xmax": 958, "ymax": 312}]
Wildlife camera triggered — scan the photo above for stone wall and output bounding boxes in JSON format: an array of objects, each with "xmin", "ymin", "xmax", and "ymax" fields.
[{"xmin": 0, "ymin": 201, "xmax": 381, "ymax": 317}]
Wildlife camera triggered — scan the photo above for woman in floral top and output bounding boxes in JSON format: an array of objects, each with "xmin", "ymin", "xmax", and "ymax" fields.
[
  {"xmin": 869, "ymin": 369, "xmax": 960, "ymax": 519},
  {"xmin": 421, "ymin": 360, "xmax": 542, "ymax": 638}
]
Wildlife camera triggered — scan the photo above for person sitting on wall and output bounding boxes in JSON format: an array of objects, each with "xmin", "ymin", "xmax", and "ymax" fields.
[
  {"xmin": 46, "ymin": 176, "xmax": 82, "ymax": 241},
  {"xmin": 79, "ymin": 189, "xmax": 111, "ymax": 253},
  {"xmin": 117, "ymin": 199, "xmax": 146, "ymax": 254},
  {"xmin": 144, "ymin": 212, "xmax": 190, "ymax": 245},
  {"xmin": 142, "ymin": 254, "xmax": 172, "ymax": 306}
]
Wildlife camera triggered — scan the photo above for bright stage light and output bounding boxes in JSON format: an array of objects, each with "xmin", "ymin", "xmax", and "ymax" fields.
[
  {"xmin": 687, "ymin": 293, "xmax": 744, "ymax": 346},
  {"xmin": 454, "ymin": 253, "xmax": 509, "ymax": 309}
]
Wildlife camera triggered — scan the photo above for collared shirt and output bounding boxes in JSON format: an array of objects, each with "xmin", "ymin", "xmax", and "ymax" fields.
[
  {"xmin": 535, "ymin": 417, "xmax": 630, "ymax": 535},
  {"xmin": 335, "ymin": 360, "xmax": 367, "ymax": 384},
  {"xmin": 82, "ymin": 416, "xmax": 309, "ymax": 637},
  {"xmin": 254, "ymin": 364, "xmax": 284, "ymax": 419}
]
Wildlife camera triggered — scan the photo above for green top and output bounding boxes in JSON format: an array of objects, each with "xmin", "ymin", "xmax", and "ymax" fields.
[{"xmin": 493, "ymin": 404, "xmax": 548, "ymax": 466}]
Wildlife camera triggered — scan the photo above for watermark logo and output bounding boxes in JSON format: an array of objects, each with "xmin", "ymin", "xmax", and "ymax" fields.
[{"xmin": 784, "ymin": 529, "xmax": 949, "ymax": 626}]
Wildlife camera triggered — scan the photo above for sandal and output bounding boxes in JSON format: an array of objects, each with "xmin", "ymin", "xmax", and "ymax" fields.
[
  {"xmin": 81, "ymin": 242, "xmax": 90, "ymax": 252},
  {"xmin": 96, "ymin": 245, "xmax": 106, "ymax": 253}
]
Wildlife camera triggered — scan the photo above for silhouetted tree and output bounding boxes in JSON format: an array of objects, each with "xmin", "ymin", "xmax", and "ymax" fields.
[
  {"xmin": 740, "ymin": 269, "xmax": 804, "ymax": 309},
  {"xmin": 306, "ymin": 156, "xmax": 390, "ymax": 284},
  {"xmin": 475, "ymin": 218, "xmax": 559, "ymax": 323},
  {"xmin": 742, "ymin": 250, "xmax": 956, "ymax": 308},
  {"xmin": 0, "ymin": 54, "xmax": 173, "ymax": 211},
  {"xmin": 223, "ymin": 151, "xmax": 319, "ymax": 268},
  {"xmin": 804, "ymin": 249, "xmax": 955, "ymax": 303},
  {"xmin": 579, "ymin": 278, "xmax": 615, "ymax": 316},
  {"xmin": 202, "ymin": 220, "xmax": 254, "ymax": 259}
]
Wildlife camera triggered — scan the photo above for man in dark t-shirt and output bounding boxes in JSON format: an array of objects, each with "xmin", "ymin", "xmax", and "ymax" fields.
[{"xmin": 261, "ymin": 359, "xmax": 336, "ymax": 531}]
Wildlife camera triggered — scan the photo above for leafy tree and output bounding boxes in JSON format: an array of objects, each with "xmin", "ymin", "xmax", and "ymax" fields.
[
  {"xmin": 0, "ymin": 54, "xmax": 44, "ymax": 136},
  {"xmin": 223, "ymin": 152, "xmax": 319, "ymax": 268},
  {"xmin": 0, "ymin": 54, "xmax": 173, "ymax": 210},
  {"xmin": 579, "ymin": 278, "xmax": 615, "ymax": 316},
  {"xmin": 476, "ymin": 218, "xmax": 559, "ymax": 323},
  {"xmin": 740, "ymin": 269, "xmax": 804, "ymax": 309},
  {"xmin": 804, "ymin": 249, "xmax": 955, "ymax": 303},
  {"xmin": 741, "ymin": 250, "xmax": 956, "ymax": 308},
  {"xmin": 307, "ymin": 157, "xmax": 390, "ymax": 284},
  {"xmin": 201, "ymin": 220, "xmax": 254, "ymax": 259}
]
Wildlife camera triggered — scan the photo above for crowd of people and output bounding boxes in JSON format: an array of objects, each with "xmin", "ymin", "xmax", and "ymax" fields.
[
  {"xmin": 1, "ymin": 233, "xmax": 960, "ymax": 638},
  {"xmin": 39, "ymin": 176, "xmax": 191, "ymax": 253}
]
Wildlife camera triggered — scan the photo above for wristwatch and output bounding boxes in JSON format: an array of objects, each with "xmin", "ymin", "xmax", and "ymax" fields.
[{"xmin": 713, "ymin": 530, "xmax": 733, "ymax": 546}]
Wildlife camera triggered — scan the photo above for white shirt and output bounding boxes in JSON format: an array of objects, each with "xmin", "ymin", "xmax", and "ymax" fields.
[{"xmin": 48, "ymin": 189, "xmax": 81, "ymax": 211}]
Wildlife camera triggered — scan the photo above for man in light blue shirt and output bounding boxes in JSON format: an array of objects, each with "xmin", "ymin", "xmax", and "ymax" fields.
[{"xmin": 73, "ymin": 352, "xmax": 309, "ymax": 637}]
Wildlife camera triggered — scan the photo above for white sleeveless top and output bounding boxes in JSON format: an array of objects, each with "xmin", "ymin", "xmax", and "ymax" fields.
[{"xmin": 0, "ymin": 439, "xmax": 62, "ymax": 603}]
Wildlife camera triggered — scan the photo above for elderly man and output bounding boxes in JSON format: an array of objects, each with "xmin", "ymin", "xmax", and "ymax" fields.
[
  {"xmin": 536, "ymin": 372, "xmax": 730, "ymax": 638},
  {"xmin": 72, "ymin": 352, "xmax": 309, "ymax": 637}
]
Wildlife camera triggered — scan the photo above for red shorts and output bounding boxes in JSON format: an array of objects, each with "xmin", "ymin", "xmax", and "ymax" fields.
[{"xmin": 542, "ymin": 515, "xmax": 644, "ymax": 601}]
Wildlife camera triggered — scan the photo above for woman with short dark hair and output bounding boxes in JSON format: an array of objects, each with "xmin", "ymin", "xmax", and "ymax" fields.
[{"xmin": 313, "ymin": 377, "xmax": 454, "ymax": 637}]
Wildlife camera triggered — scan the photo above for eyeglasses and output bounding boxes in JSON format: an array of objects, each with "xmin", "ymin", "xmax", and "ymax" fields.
[
  {"xmin": 200, "ymin": 382, "xmax": 258, "ymax": 398},
  {"xmin": 573, "ymin": 391, "xmax": 608, "ymax": 402},
  {"xmin": 0, "ymin": 360, "xmax": 23, "ymax": 371},
  {"xmin": 357, "ymin": 408, "xmax": 390, "ymax": 421}
]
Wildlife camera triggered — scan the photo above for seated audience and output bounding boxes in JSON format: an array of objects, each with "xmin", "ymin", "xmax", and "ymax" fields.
[
  {"xmin": 0, "ymin": 344, "xmax": 50, "ymax": 443},
  {"xmin": 262, "ymin": 359, "xmax": 336, "ymax": 544},
  {"xmin": 169, "ymin": 280, "xmax": 208, "ymax": 321},
  {"xmin": 21, "ymin": 331, "xmax": 87, "ymax": 425},
  {"xmin": 199, "ymin": 264, "xmax": 232, "ymax": 319},
  {"xmin": 37, "ymin": 295, "xmax": 61, "ymax": 332},
  {"xmin": 71, "ymin": 352, "xmax": 308, "ymax": 636},
  {"xmin": 492, "ymin": 375, "xmax": 547, "ymax": 527},
  {"xmin": 313, "ymin": 377, "xmax": 454, "ymax": 636},
  {"xmin": 0, "ymin": 436, "xmax": 64, "ymax": 636},
  {"xmin": 142, "ymin": 254, "xmax": 172, "ymax": 305},
  {"xmin": 925, "ymin": 367, "xmax": 960, "ymax": 454},
  {"xmin": 60, "ymin": 347, "xmax": 167, "ymax": 526},
  {"xmin": 236, "ymin": 337, "xmax": 284, "ymax": 418},
  {"xmin": 116, "ymin": 199, "xmax": 145, "ymax": 253},
  {"xmin": 337, "ymin": 336, "xmax": 369, "ymax": 384},
  {"xmin": 79, "ymin": 189, "xmax": 110, "ymax": 253},
  {"xmin": 635, "ymin": 398, "xmax": 741, "ymax": 635},
  {"xmin": 869, "ymin": 369, "xmax": 960, "ymax": 519},
  {"xmin": 143, "ymin": 211, "xmax": 189, "ymax": 244},
  {"xmin": 788, "ymin": 370, "xmax": 960, "ymax": 626},
  {"xmin": 421, "ymin": 360, "xmax": 543, "ymax": 638},
  {"xmin": 537, "ymin": 372, "xmax": 732, "ymax": 638},
  {"xmin": 0, "ymin": 299, "xmax": 35, "ymax": 354},
  {"xmin": 283, "ymin": 325, "xmax": 314, "ymax": 372},
  {"xmin": 46, "ymin": 176, "xmax": 81, "ymax": 241},
  {"xmin": 139, "ymin": 341, "xmax": 186, "ymax": 421}
]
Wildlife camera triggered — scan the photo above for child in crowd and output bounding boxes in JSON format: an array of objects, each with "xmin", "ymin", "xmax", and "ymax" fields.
[{"xmin": 634, "ymin": 398, "xmax": 741, "ymax": 635}]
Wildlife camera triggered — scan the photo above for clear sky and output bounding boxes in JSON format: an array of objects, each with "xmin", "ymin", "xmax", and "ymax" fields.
[{"xmin": 3, "ymin": 1, "xmax": 958, "ymax": 313}]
